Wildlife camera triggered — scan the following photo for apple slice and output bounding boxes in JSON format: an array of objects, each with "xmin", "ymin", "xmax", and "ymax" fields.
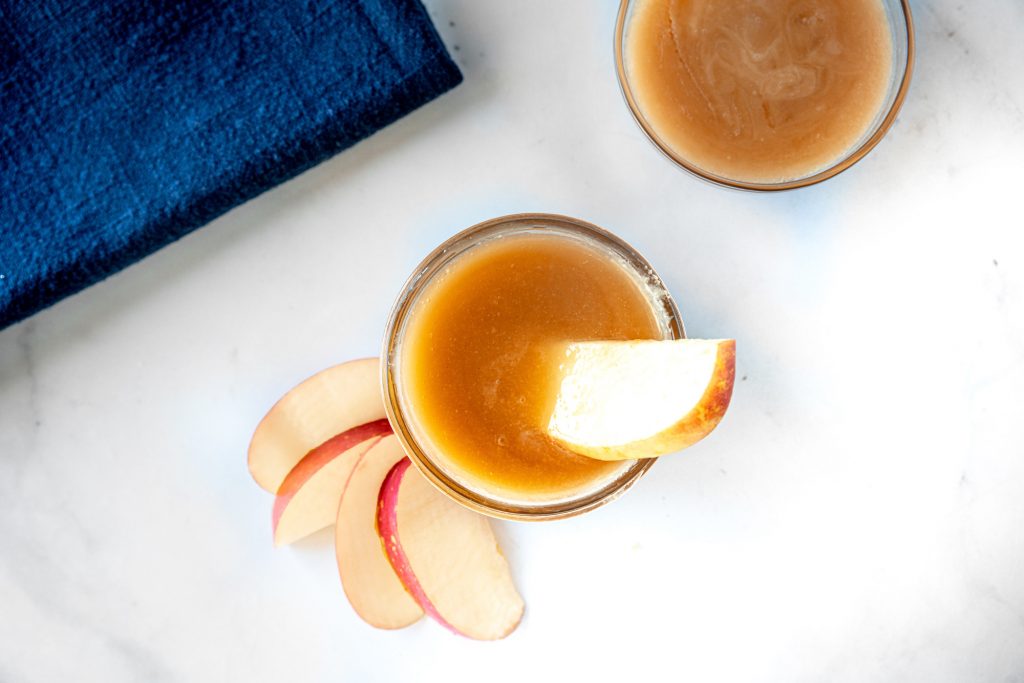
[
  {"xmin": 335, "ymin": 435, "xmax": 423, "ymax": 629},
  {"xmin": 249, "ymin": 358, "xmax": 385, "ymax": 493},
  {"xmin": 272, "ymin": 419, "xmax": 391, "ymax": 546},
  {"xmin": 546, "ymin": 339, "xmax": 735, "ymax": 461},
  {"xmin": 377, "ymin": 459, "xmax": 524, "ymax": 640}
]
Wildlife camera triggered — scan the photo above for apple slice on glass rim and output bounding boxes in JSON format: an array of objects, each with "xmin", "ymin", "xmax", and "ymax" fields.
[{"xmin": 546, "ymin": 338, "xmax": 736, "ymax": 461}]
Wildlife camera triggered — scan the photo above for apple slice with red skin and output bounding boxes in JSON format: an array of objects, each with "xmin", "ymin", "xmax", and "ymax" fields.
[
  {"xmin": 335, "ymin": 435, "xmax": 424, "ymax": 629},
  {"xmin": 272, "ymin": 419, "xmax": 391, "ymax": 546},
  {"xmin": 249, "ymin": 358, "xmax": 385, "ymax": 493},
  {"xmin": 377, "ymin": 459, "xmax": 524, "ymax": 640},
  {"xmin": 547, "ymin": 339, "xmax": 736, "ymax": 461}
]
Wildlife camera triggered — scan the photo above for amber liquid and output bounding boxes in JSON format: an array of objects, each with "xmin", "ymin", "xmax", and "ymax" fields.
[
  {"xmin": 401, "ymin": 233, "xmax": 664, "ymax": 499},
  {"xmin": 626, "ymin": 0, "xmax": 893, "ymax": 183}
]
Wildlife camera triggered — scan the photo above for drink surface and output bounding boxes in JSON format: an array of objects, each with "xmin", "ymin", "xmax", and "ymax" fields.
[
  {"xmin": 626, "ymin": 0, "xmax": 893, "ymax": 183},
  {"xmin": 401, "ymin": 233, "xmax": 663, "ymax": 498}
]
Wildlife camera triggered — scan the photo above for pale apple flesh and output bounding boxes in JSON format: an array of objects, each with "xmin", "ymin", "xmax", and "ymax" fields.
[
  {"xmin": 248, "ymin": 358, "xmax": 385, "ymax": 493},
  {"xmin": 547, "ymin": 339, "xmax": 736, "ymax": 461},
  {"xmin": 335, "ymin": 435, "xmax": 423, "ymax": 629},
  {"xmin": 272, "ymin": 419, "xmax": 392, "ymax": 546},
  {"xmin": 377, "ymin": 459, "xmax": 524, "ymax": 640}
]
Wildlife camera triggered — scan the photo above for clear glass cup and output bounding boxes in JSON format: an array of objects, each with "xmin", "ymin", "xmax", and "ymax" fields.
[
  {"xmin": 381, "ymin": 213, "xmax": 684, "ymax": 521},
  {"xmin": 614, "ymin": 0, "xmax": 915, "ymax": 191}
]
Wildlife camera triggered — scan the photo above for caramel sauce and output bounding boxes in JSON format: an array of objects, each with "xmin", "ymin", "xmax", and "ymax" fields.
[
  {"xmin": 401, "ymin": 233, "xmax": 663, "ymax": 498},
  {"xmin": 626, "ymin": 0, "xmax": 893, "ymax": 182}
]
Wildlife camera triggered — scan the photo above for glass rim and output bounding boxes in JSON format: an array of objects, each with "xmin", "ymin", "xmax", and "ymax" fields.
[
  {"xmin": 380, "ymin": 213, "xmax": 684, "ymax": 521},
  {"xmin": 614, "ymin": 0, "xmax": 916, "ymax": 192}
]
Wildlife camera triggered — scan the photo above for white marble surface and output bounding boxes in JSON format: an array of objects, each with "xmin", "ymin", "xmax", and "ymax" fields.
[{"xmin": 2, "ymin": 1, "xmax": 1024, "ymax": 680}]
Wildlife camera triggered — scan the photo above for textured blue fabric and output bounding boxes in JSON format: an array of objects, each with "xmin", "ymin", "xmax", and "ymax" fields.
[{"xmin": 0, "ymin": 0, "xmax": 461, "ymax": 330}]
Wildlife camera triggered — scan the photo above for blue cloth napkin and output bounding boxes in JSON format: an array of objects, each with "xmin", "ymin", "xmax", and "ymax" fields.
[{"xmin": 0, "ymin": 0, "xmax": 461, "ymax": 330}]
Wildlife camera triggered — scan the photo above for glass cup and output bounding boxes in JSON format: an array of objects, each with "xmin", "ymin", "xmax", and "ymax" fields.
[
  {"xmin": 614, "ymin": 0, "xmax": 915, "ymax": 191},
  {"xmin": 381, "ymin": 213, "xmax": 684, "ymax": 521}
]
